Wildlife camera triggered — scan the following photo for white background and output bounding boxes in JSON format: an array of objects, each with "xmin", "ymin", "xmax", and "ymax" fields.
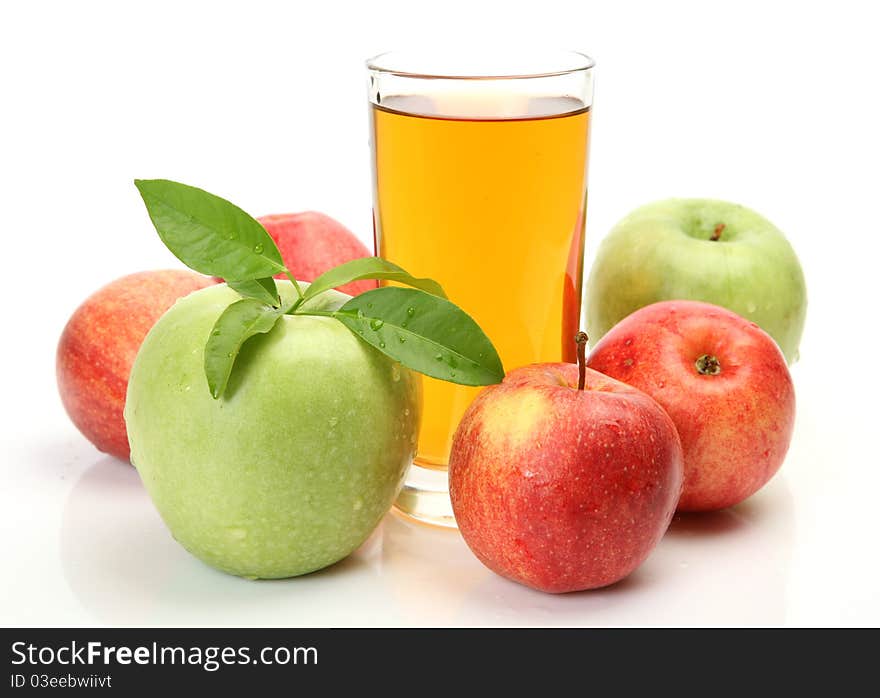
[{"xmin": 1, "ymin": 0, "xmax": 878, "ymax": 626}]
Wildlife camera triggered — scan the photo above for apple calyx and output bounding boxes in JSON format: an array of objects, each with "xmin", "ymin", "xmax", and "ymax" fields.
[
  {"xmin": 710, "ymin": 223, "xmax": 726, "ymax": 241},
  {"xmin": 575, "ymin": 331, "xmax": 589, "ymax": 390},
  {"xmin": 695, "ymin": 353, "xmax": 722, "ymax": 376}
]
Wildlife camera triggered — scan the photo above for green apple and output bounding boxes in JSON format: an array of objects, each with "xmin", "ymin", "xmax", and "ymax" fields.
[
  {"xmin": 585, "ymin": 199, "xmax": 806, "ymax": 363},
  {"xmin": 124, "ymin": 281, "xmax": 421, "ymax": 579}
]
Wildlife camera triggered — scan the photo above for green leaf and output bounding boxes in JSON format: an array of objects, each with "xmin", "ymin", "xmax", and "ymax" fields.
[
  {"xmin": 134, "ymin": 179, "xmax": 285, "ymax": 281},
  {"xmin": 227, "ymin": 277, "xmax": 280, "ymax": 306},
  {"xmin": 331, "ymin": 287, "xmax": 504, "ymax": 386},
  {"xmin": 302, "ymin": 258, "xmax": 447, "ymax": 302},
  {"xmin": 204, "ymin": 298, "xmax": 286, "ymax": 399}
]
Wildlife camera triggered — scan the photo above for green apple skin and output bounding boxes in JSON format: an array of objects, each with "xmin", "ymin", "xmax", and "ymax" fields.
[
  {"xmin": 585, "ymin": 199, "xmax": 807, "ymax": 363},
  {"xmin": 124, "ymin": 281, "xmax": 421, "ymax": 580}
]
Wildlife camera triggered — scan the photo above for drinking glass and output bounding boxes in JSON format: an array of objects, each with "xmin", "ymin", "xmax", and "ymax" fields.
[{"xmin": 367, "ymin": 51, "xmax": 594, "ymax": 527}]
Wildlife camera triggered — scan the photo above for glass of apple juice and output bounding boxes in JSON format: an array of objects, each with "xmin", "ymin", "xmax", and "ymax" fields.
[{"xmin": 366, "ymin": 51, "xmax": 594, "ymax": 527}]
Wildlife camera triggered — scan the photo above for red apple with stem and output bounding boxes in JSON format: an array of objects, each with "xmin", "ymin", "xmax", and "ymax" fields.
[
  {"xmin": 449, "ymin": 334, "xmax": 684, "ymax": 593},
  {"xmin": 587, "ymin": 300, "xmax": 795, "ymax": 512},
  {"xmin": 57, "ymin": 270, "xmax": 215, "ymax": 461}
]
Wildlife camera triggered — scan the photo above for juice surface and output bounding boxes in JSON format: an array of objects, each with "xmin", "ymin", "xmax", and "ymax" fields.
[{"xmin": 371, "ymin": 96, "xmax": 590, "ymax": 468}]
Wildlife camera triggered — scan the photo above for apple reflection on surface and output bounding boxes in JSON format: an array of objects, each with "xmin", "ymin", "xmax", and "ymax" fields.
[
  {"xmin": 59, "ymin": 456, "xmax": 179, "ymax": 623},
  {"xmin": 61, "ymin": 457, "xmax": 794, "ymax": 625},
  {"xmin": 453, "ymin": 476, "xmax": 795, "ymax": 625},
  {"xmin": 59, "ymin": 457, "xmax": 389, "ymax": 626},
  {"xmin": 381, "ymin": 512, "xmax": 495, "ymax": 623}
]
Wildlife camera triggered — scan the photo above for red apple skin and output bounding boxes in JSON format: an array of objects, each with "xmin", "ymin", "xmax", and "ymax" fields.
[
  {"xmin": 57, "ymin": 270, "xmax": 216, "ymax": 462},
  {"xmin": 587, "ymin": 300, "xmax": 795, "ymax": 512},
  {"xmin": 449, "ymin": 364, "xmax": 683, "ymax": 593},
  {"xmin": 257, "ymin": 212, "xmax": 377, "ymax": 296}
]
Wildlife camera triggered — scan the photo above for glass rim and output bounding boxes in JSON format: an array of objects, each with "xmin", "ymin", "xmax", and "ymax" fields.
[{"xmin": 365, "ymin": 50, "xmax": 595, "ymax": 81}]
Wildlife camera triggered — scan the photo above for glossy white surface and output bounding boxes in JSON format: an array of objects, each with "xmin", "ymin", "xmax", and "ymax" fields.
[
  {"xmin": 2, "ymin": 358, "xmax": 873, "ymax": 627},
  {"xmin": 2, "ymin": 0, "xmax": 878, "ymax": 626}
]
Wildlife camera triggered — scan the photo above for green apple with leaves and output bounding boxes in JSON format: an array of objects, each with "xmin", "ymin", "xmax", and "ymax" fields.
[
  {"xmin": 126, "ymin": 281, "xmax": 420, "ymax": 579},
  {"xmin": 585, "ymin": 199, "xmax": 806, "ymax": 363},
  {"xmin": 126, "ymin": 180, "xmax": 503, "ymax": 579}
]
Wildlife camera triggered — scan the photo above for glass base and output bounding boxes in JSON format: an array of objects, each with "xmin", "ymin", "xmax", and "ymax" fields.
[{"xmin": 393, "ymin": 462, "xmax": 457, "ymax": 528}]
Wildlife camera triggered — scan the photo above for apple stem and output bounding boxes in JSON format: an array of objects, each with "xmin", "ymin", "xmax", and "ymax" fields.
[
  {"xmin": 710, "ymin": 223, "xmax": 725, "ymax": 241},
  {"xmin": 575, "ymin": 331, "xmax": 588, "ymax": 390},
  {"xmin": 283, "ymin": 269, "xmax": 305, "ymax": 302},
  {"xmin": 695, "ymin": 354, "xmax": 722, "ymax": 375}
]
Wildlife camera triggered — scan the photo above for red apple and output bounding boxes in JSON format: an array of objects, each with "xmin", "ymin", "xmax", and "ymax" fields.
[
  {"xmin": 587, "ymin": 300, "xmax": 795, "ymax": 512},
  {"xmin": 57, "ymin": 270, "xmax": 215, "ymax": 461},
  {"xmin": 449, "ymin": 358, "xmax": 683, "ymax": 593},
  {"xmin": 256, "ymin": 212, "xmax": 377, "ymax": 296}
]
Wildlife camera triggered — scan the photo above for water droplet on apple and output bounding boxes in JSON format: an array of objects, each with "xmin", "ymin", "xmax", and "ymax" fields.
[
  {"xmin": 370, "ymin": 319, "xmax": 384, "ymax": 331},
  {"xmin": 398, "ymin": 335, "xmax": 406, "ymax": 343},
  {"xmin": 434, "ymin": 353, "xmax": 443, "ymax": 361},
  {"xmin": 747, "ymin": 301, "xmax": 757, "ymax": 314},
  {"xmin": 253, "ymin": 243, "xmax": 264, "ymax": 254},
  {"xmin": 353, "ymin": 498, "xmax": 363, "ymax": 511},
  {"xmin": 212, "ymin": 329, "xmax": 221, "ymax": 336},
  {"xmin": 404, "ymin": 408, "xmax": 410, "ymax": 416},
  {"xmin": 391, "ymin": 365, "xmax": 401, "ymax": 382},
  {"xmin": 406, "ymin": 307, "xmax": 415, "ymax": 316},
  {"xmin": 379, "ymin": 341, "xmax": 386, "ymax": 348},
  {"xmin": 226, "ymin": 232, "xmax": 237, "ymax": 240}
]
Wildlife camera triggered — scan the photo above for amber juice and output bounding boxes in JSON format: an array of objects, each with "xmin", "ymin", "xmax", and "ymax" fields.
[{"xmin": 371, "ymin": 95, "xmax": 590, "ymax": 469}]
